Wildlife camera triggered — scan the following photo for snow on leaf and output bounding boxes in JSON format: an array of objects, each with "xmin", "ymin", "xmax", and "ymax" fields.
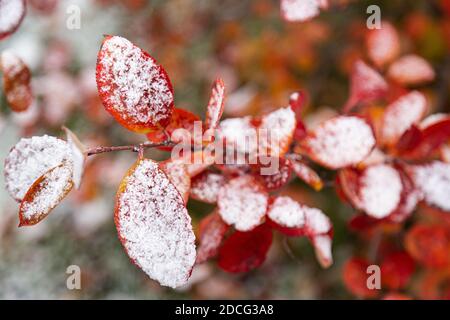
[
  {"xmin": 311, "ymin": 234, "xmax": 333, "ymax": 268},
  {"xmin": 205, "ymin": 78, "xmax": 225, "ymax": 131},
  {"xmin": 381, "ymin": 91, "xmax": 427, "ymax": 146},
  {"xmin": 217, "ymin": 116, "xmax": 257, "ymax": 155},
  {"xmin": 280, "ymin": 0, "xmax": 328, "ymax": 22},
  {"xmin": 365, "ymin": 21, "xmax": 400, "ymax": 68},
  {"xmin": 343, "ymin": 60, "xmax": 388, "ymax": 112},
  {"xmin": 190, "ymin": 171, "xmax": 225, "ymax": 204},
  {"xmin": 218, "ymin": 224, "xmax": 272, "ymax": 273},
  {"xmin": 196, "ymin": 212, "xmax": 228, "ymax": 264},
  {"xmin": 19, "ymin": 162, "xmax": 73, "ymax": 226},
  {"xmin": 358, "ymin": 164, "xmax": 403, "ymax": 219},
  {"xmin": 63, "ymin": 127, "xmax": 86, "ymax": 190},
  {"xmin": 258, "ymin": 107, "xmax": 296, "ymax": 157},
  {"xmin": 4, "ymin": 135, "xmax": 72, "ymax": 202},
  {"xmin": 410, "ymin": 161, "xmax": 450, "ymax": 212},
  {"xmin": 0, "ymin": 50, "xmax": 33, "ymax": 112},
  {"xmin": 160, "ymin": 159, "xmax": 191, "ymax": 204},
  {"xmin": 303, "ymin": 206, "xmax": 333, "ymax": 268},
  {"xmin": 217, "ymin": 175, "xmax": 268, "ymax": 232},
  {"xmin": 301, "ymin": 116, "xmax": 376, "ymax": 169},
  {"xmin": 114, "ymin": 159, "xmax": 196, "ymax": 288},
  {"xmin": 287, "ymin": 157, "xmax": 323, "ymax": 191},
  {"xmin": 267, "ymin": 196, "xmax": 306, "ymax": 229},
  {"xmin": 251, "ymin": 157, "xmax": 292, "ymax": 191},
  {"xmin": 96, "ymin": 36, "xmax": 174, "ymax": 133},
  {"xmin": 0, "ymin": 0, "xmax": 26, "ymax": 40},
  {"xmin": 146, "ymin": 107, "xmax": 200, "ymax": 150},
  {"xmin": 387, "ymin": 54, "xmax": 435, "ymax": 86}
]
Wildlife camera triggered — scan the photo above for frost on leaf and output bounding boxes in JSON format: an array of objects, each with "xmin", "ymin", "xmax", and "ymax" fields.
[
  {"xmin": 251, "ymin": 157, "xmax": 292, "ymax": 191},
  {"xmin": 146, "ymin": 107, "xmax": 200, "ymax": 150},
  {"xmin": 196, "ymin": 212, "xmax": 228, "ymax": 264},
  {"xmin": 218, "ymin": 224, "xmax": 272, "ymax": 273},
  {"xmin": 114, "ymin": 159, "xmax": 196, "ymax": 288},
  {"xmin": 409, "ymin": 161, "xmax": 450, "ymax": 212},
  {"xmin": 301, "ymin": 116, "xmax": 376, "ymax": 169},
  {"xmin": 217, "ymin": 116, "xmax": 257, "ymax": 155},
  {"xmin": 160, "ymin": 159, "xmax": 191, "ymax": 204},
  {"xmin": 0, "ymin": 0, "xmax": 26, "ymax": 40},
  {"xmin": 205, "ymin": 78, "xmax": 225, "ymax": 131},
  {"xmin": 343, "ymin": 60, "xmax": 388, "ymax": 112},
  {"xmin": 190, "ymin": 171, "xmax": 225, "ymax": 204},
  {"xmin": 365, "ymin": 21, "xmax": 400, "ymax": 68},
  {"xmin": 387, "ymin": 55, "xmax": 435, "ymax": 86},
  {"xmin": 258, "ymin": 107, "xmax": 296, "ymax": 157},
  {"xmin": 267, "ymin": 196, "xmax": 306, "ymax": 236},
  {"xmin": 280, "ymin": 0, "xmax": 328, "ymax": 22},
  {"xmin": 217, "ymin": 175, "xmax": 268, "ymax": 232},
  {"xmin": 96, "ymin": 36, "xmax": 174, "ymax": 133},
  {"xmin": 63, "ymin": 127, "xmax": 86, "ymax": 189},
  {"xmin": 19, "ymin": 162, "xmax": 73, "ymax": 226},
  {"xmin": 287, "ymin": 157, "xmax": 323, "ymax": 191},
  {"xmin": 4, "ymin": 135, "xmax": 72, "ymax": 202},
  {"xmin": 0, "ymin": 50, "xmax": 33, "ymax": 112},
  {"xmin": 381, "ymin": 91, "xmax": 427, "ymax": 146}
]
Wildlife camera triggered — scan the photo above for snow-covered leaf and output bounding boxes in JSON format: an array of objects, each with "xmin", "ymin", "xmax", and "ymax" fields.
[
  {"xmin": 218, "ymin": 224, "xmax": 272, "ymax": 273},
  {"xmin": 63, "ymin": 127, "xmax": 86, "ymax": 190},
  {"xmin": 287, "ymin": 157, "xmax": 323, "ymax": 190},
  {"xmin": 0, "ymin": 50, "xmax": 33, "ymax": 112},
  {"xmin": 190, "ymin": 171, "xmax": 225, "ymax": 204},
  {"xmin": 365, "ymin": 21, "xmax": 400, "ymax": 68},
  {"xmin": 217, "ymin": 175, "xmax": 268, "ymax": 231},
  {"xmin": 19, "ymin": 162, "xmax": 73, "ymax": 226},
  {"xmin": 196, "ymin": 212, "xmax": 228, "ymax": 264},
  {"xmin": 280, "ymin": 0, "xmax": 328, "ymax": 22},
  {"xmin": 4, "ymin": 135, "xmax": 72, "ymax": 202},
  {"xmin": 388, "ymin": 55, "xmax": 435, "ymax": 86},
  {"xmin": 96, "ymin": 36, "xmax": 174, "ymax": 133},
  {"xmin": 160, "ymin": 159, "xmax": 191, "ymax": 204},
  {"xmin": 217, "ymin": 116, "xmax": 257, "ymax": 155},
  {"xmin": 205, "ymin": 78, "xmax": 225, "ymax": 131},
  {"xmin": 114, "ymin": 159, "xmax": 196, "ymax": 288},
  {"xmin": 0, "ymin": 0, "xmax": 26, "ymax": 40},
  {"xmin": 381, "ymin": 91, "xmax": 427, "ymax": 146},
  {"xmin": 301, "ymin": 116, "xmax": 376, "ymax": 169},
  {"xmin": 251, "ymin": 157, "xmax": 292, "ymax": 191}
]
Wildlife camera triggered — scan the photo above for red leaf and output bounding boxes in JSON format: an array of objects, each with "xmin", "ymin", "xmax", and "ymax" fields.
[
  {"xmin": 289, "ymin": 91, "xmax": 308, "ymax": 141},
  {"xmin": 287, "ymin": 157, "xmax": 323, "ymax": 191},
  {"xmin": 96, "ymin": 36, "xmax": 174, "ymax": 133},
  {"xmin": 115, "ymin": 159, "xmax": 196, "ymax": 288},
  {"xmin": 387, "ymin": 54, "xmax": 435, "ymax": 86},
  {"xmin": 0, "ymin": 50, "xmax": 33, "ymax": 112},
  {"xmin": 217, "ymin": 175, "xmax": 268, "ymax": 231},
  {"xmin": 343, "ymin": 257, "xmax": 379, "ymax": 298},
  {"xmin": 365, "ymin": 21, "xmax": 400, "ymax": 68},
  {"xmin": 301, "ymin": 116, "xmax": 376, "ymax": 169},
  {"xmin": 205, "ymin": 78, "xmax": 225, "ymax": 131},
  {"xmin": 190, "ymin": 170, "xmax": 225, "ymax": 204},
  {"xmin": 196, "ymin": 212, "xmax": 228, "ymax": 264},
  {"xmin": 405, "ymin": 224, "xmax": 450, "ymax": 269},
  {"xmin": 251, "ymin": 157, "xmax": 292, "ymax": 191},
  {"xmin": 218, "ymin": 224, "xmax": 272, "ymax": 273},
  {"xmin": 146, "ymin": 107, "xmax": 200, "ymax": 150},
  {"xmin": 381, "ymin": 251, "xmax": 415, "ymax": 290},
  {"xmin": 19, "ymin": 162, "xmax": 73, "ymax": 226},
  {"xmin": 0, "ymin": 0, "xmax": 26, "ymax": 40},
  {"xmin": 343, "ymin": 60, "xmax": 388, "ymax": 113}
]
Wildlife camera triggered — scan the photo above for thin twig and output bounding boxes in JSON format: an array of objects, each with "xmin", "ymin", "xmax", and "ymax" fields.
[{"xmin": 85, "ymin": 140, "xmax": 174, "ymax": 156}]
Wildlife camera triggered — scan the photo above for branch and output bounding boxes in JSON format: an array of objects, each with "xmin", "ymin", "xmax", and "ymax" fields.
[{"xmin": 86, "ymin": 140, "xmax": 174, "ymax": 156}]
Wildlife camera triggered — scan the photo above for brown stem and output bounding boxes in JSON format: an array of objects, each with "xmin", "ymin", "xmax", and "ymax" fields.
[{"xmin": 85, "ymin": 140, "xmax": 174, "ymax": 156}]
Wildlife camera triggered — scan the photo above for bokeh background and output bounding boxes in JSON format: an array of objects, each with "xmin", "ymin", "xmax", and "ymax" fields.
[{"xmin": 0, "ymin": 0, "xmax": 449, "ymax": 299}]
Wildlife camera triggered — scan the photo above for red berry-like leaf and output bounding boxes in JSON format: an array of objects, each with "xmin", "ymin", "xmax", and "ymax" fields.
[
  {"xmin": 218, "ymin": 175, "xmax": 268, "ymax": 231},
  {"xmin": 387, "ymin": 54, "xmax": 435, "ymax": 86},
  {"xmin": 287, "ymin": 157, "xmax": 323, "ymax": 191},
  {"xmin": 205, "ymin": 78, "xmax": 225, "ymax": 131},
  {"xmin": 404, "ymin": 224, "xmax": 450, "ymax": 269},
  {"xmin": 365, "ymin": 21, "xmax": 400, "ymax": 68},
  {"xmin": 218, "ymin": 224, "xmax": 272, "ymax": 273},
  {"xmin": 380, "ymin": 91, "xmax": 427, "ymax": 146},
  {"xmin": 96, "ymin": 36, "xmax": 174, "ymax": 133},
  {"xmin": 114, "ymin": 159, "xmax": 196, "ymax": 288},
  {"xmin": 301, "ymin": 116, "xmax": 376, "ymax": 169},
  {"xmin": 0, "ymin": 0, "xmax": 26, "ymax": 40},
  {"xmin": 381, "ymin": 251, "xmax": 415, "ymax": 290},
  {"xmin": 0, "ymin": 50, "xmax": 33, "ymax": 112},
  {"xmin": 196, "ymin": 212, "xmax": 229, "ymax": 264},
  {"xmin": 280, "ymin": 0, "xmax": 328, "ymax": 22},
  {"xmin": 19, "ymin": 162, "xmax": 73, "ymax": 226},
  {"xmin": 190, "ymin": 170, "xmax": 225, "ymax": 204},
  {"xmin": 343, "ymin": 60, "xmax": 388, "ymax": 113},
  {"xmin": 343, "ymin": 257, "xmax": 379, "ymax": 298},
  {"xmin": 146, "ymin": 107, "xmax": 200, "ymax": 150}
]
